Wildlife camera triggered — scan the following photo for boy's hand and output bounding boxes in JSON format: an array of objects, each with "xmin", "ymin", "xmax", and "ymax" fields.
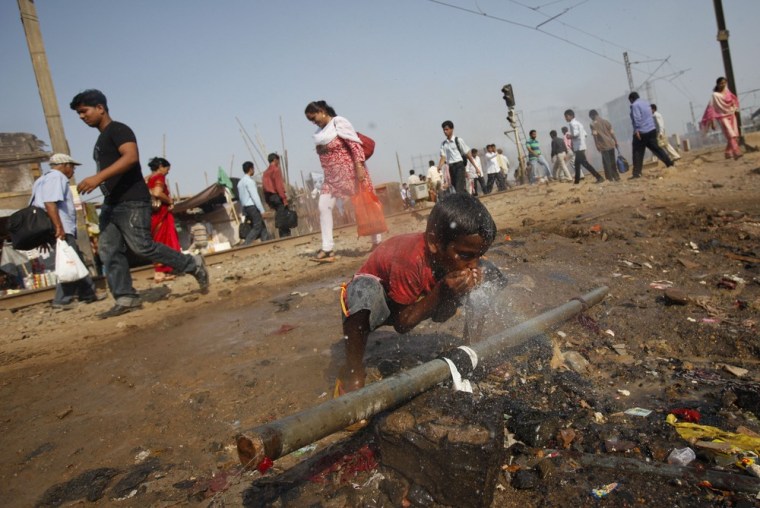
[{"xmin": 443, "ymin": 267, "xmax": 481, "ymax": 297}]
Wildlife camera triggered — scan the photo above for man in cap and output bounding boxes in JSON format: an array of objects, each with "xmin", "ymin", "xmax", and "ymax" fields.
[{"xmin": 30, "ymin": 153, "xmax": 104, "ymax": 310}]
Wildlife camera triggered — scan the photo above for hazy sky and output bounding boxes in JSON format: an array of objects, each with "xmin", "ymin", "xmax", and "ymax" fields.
[{"xmin": 2, "ymin": 0, "xmax": 759, "ymax": 199}]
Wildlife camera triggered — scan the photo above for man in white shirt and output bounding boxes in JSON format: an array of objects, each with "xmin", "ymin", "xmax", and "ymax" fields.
[
  {"xmin": 496, "ymin": 148, "xmax": 513, "ymax": 186},
  {"xmin": 438, "ymin": 120, "xmax": 479, "ymax": 194},
  {"xmin": 651, "ymin": 104, "xmax": 681, "ymax": 162},
  {"xmin": 563, "ymin": 109, "xmax": 605, "ymax": 184},
  {"xmin": 426, "ymin": 160, "xmax": 442, "ymax": 192},
  {"xmin": 408, "ymin": 170, "xmax": 420, "ymax": 185},
  {"xmin": 466, "ymin": 148, "xmax": 485, "ymax": 196},
  {"xmin": 485, "ymin": 144, "xmax": 506, "ymax": 193}
]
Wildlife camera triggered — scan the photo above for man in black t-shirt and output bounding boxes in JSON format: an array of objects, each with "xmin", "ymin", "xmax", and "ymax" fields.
[{"xmin": 71, "ymin": 89, "xmax": 209, "ymax": 319}]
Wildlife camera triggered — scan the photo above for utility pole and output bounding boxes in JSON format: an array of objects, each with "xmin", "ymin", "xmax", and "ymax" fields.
[
  {"xmin": 501, "ymin": 84, "xmax": 526, "ymax": 184},
  {"xmin": 17, "ymin": 0, "xmax": 69, "ymax": 154},
  {"xmin": 712, "ymin": 0, "xmax": 753, "ymax": 148},
  {"xmin": 623, "ymin": 52, "xmax": 635, "ymax": 92}
]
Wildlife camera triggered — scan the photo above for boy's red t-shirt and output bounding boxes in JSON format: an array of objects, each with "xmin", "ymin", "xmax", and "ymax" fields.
[{"xmin": 356, "ymin": 233, "xmax": 437, "ymax": 305}]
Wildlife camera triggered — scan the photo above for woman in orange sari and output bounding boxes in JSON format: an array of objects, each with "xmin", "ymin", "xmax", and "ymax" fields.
[
  {"xmin": 147, "ymin": 157, "xmax": 181, "ymax": 282},
  {"xmin": 701, "ymin": 76, "xmax": 743, "ymax": 160}
]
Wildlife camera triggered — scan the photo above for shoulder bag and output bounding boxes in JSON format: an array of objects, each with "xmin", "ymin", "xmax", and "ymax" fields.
[{"xmin": 8, "ymin": 205, "xmax": 54, "ymax": 250}]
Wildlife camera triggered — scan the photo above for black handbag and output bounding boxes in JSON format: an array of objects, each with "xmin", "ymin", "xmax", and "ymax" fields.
[{"xmin": 8, "ymin": 205, "xmax": 54, "ymax": 250}]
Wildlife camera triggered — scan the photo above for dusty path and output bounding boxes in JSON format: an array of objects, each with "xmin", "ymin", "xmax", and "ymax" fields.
[{"xmin": 1, "ymin": 138, "xmax": 759, "ymax": 506}]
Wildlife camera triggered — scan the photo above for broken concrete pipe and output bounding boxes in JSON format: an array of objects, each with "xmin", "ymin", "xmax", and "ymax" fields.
[{"xmin": 236, "ymin": 286, "xmax": 610, "ymax": 469}]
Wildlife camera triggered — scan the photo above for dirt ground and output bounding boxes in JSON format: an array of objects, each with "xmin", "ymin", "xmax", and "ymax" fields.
[{"xmin": 1, "ymin": 136, "xmax": 760, "ymax": 507}]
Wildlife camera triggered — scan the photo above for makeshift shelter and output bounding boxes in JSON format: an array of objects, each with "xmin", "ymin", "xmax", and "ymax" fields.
[{"xmin": 172, "ymin": 183, "xmax": 242, "ymax": 253}]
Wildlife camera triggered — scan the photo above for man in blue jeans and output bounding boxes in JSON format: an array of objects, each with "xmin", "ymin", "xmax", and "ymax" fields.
[
  {"xmin": 237, "ymin": 161, "xmax": 272, "ymax": 244},
  {"xmin": 70, "ymin": 89, "xmax": 209, "ymax": 319}
]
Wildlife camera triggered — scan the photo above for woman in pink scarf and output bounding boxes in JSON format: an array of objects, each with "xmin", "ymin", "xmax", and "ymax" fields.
[
  {"xmin": 701, "ymin": 76, "xmax": 743, "ymax": 159},
  {"xmin": 305, "ymin": 100, "xmax": 381, "ymax": 262}
]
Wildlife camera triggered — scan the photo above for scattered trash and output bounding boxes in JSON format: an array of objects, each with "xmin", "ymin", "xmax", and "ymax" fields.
[
  {"xmin": 737, "ymin": 456, "xmax": 760, "ymax": 478},
  {"xmin": 617, "ymin": 389, "xmax": 631, "ymax": 397},
  {"xmin": 667, "ymin": 415, "xmax": 760, "ymax": 455},
  {"xmin": 591, "ymin": 482, "xmax": 619, "ymax": 499},
  {"xmin": 293, "ymin": 444, "xmax": 318, "ymax": 457},
  {"xmin": 670, "ymin": 408, "xmax": 701, "ymax": 423},
  {"xmin": 269, "ymin": 323, "xmax": 297, "ymax": 335},
  {"xmin": 604, "ymin": 329, "xmax": 615, "ymax": 337},
  {"xmin": 605, "ymin": 437, "xmax": 637, "ymax": 453},
  {"xmin": 720, "ymin": 364, "xmax": 749, "ymax": 378},
  {"xmin": 650, "ymin": 280, "xmax": 673, "ymax": 290},
  {"xmin": 257, "ymin": 457, "xmax": 274, "ymax": 473},
  {"xmin": 558, "ymin": 428, "xmax": 576, "ymax": 449},
  {"xmin": 624, "ymin": 407, "xmax": 652, "ymax": 417},
  {"xmin": 594, "ymin": 412, "xmax": 606, "ymax": 424},
  {"xmin": 556, "ymin": 330, "xmax": 567, "ymax": 338},
  {"xmin": 611, "ymin": 343, "xmax": 627, "ymax": 356},
  {"xmin": 717, "ymin": 277, "xmax": 738, "ymax": 290},
  {"xmin": 134, "ymin": 450, "xmax": 151, "ymax": 464},
  {"xmin": 56, "ymin": 407, "xmax": 73, "ymax": 420},
  {"xmin": 290, "ymin": 291, "xmax": 308, "ymax": 297},
  {"xmin": 667, "ymin": 447, "xmax": 696, "ymax": 466},
  {"xmin": 589, "ymin": 224, "xmax": 602, "ymax": 233}
]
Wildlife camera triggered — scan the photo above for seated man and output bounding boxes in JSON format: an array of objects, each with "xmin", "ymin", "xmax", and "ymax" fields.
[{"xmin": 338, "ymin": 193, "xmax": 497, "ymax": 392}]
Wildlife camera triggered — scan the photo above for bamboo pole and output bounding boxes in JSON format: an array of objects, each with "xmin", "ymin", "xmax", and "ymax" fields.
[
  {"xmin": 237, "ymin": 286, "xmax": 609, "ymax": 468},
  {"xmin": 17, "ymin": 0, "xmax": 69, "ymax": 154}
]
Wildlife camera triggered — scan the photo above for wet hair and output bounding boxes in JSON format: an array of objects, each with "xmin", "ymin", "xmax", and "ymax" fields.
[
  {"xmin": 589, "ymin": 109, "xmax": 598, "ymax": 119},
  {"xmin": 529, "ymin": 129, "xmax": 536, "ymax": 136},
  {"xmin": 441, "ymin": 120, "xmax": 454, "ymax": 130},
  {"xmin": 242, "ymin": 161, "xmax": 254, "ymax": 173},
  {"xmin": 651, "ymin": 104, "xmax": 658, "ymax": 112},
  {"xmin": 70, "ymin": 89, "xmax": 108, "ymax": 112},
  {"xmin": 426, "ymin": 193, "xmax": 496, "ymax": 249},
  {"xmin": 549, "ymin": 130, "xmax": 557, "ymax": 138},
  {"xmin": 304, "ymin": 100, "xmax": 337, "ymax": 117},
  {"xmin": 714, "ymin": 77, "xmax": 727, "ymax": 92},
  {"xmin": 148, "ymin": 157, "xmax": 170, "ymax": 172},
  {"xmin": 564, "ymin": 109, "xmax": 574, "ymax": 118},
  {"xmin": 628, "ymin": 91, "xmax": 640, "ymax": 102},
  {"xmin": 267, "ymin": 153, "xmax": 280, "ymax": 163}
]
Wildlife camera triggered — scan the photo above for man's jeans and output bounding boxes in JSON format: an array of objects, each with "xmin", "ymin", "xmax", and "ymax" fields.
[
  {"xmin": 54, "ymin": 234, "xmax": 97, "ymax": 305},
  {"xmin": 242, "ymin": 205, "xmax": 271, "ymax": 245},
  {"xmin": 99, "ymin": 201, "xmax": 196, "ymax": 306},
  {"xmin": 528, "ymin": 156, "xmax": 552, "ymax": 183}
]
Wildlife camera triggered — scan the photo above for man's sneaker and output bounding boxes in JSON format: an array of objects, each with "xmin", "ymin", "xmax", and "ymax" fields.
[
  {"xmin": 81, "ymin": 291, "xmax": 107, "ymax": 304},
  {"xmin": 192, "ymin": 254, "xmax": 209, "ymax": 293},
  {"xmin": 97, "ymin": 303, "xmax": 142, "ymax": 320},
  {"xmin": 52, "ymin": 302, "xmax": 77, "ymax": 311}
]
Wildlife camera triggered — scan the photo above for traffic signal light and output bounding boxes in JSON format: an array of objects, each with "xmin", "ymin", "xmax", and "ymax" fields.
[{"xmin": 502, "ymin": 84, "xmax": 515, "ymax": 108}]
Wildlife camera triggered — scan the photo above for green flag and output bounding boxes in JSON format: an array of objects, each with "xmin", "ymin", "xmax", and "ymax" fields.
[{"xmin": 217, "ymin": 167, "xmax": 233, "ymax": 190}]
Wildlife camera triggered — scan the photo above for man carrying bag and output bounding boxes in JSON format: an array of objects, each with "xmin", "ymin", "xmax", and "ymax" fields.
[{"xmin": 31, "ymin": 154, "xmax": 103, "ymax": 310}]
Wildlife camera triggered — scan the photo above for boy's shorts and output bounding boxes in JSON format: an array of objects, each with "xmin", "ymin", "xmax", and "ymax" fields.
[{"xmin": 342, "ymin": 274, "xmax": 391, "ymax": 331}]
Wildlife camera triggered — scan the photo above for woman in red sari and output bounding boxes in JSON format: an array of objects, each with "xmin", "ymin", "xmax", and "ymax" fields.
[
  {"xmin": 700, "ymin": 76, "xmax": 743, "ymax": 160},
  {"xmin": 305, "ymin": 101, "xmax": 381, "ymax": 262},
  {"xmin": 147, "ymin": 157, "xmax": 181, "ymax": 282}
]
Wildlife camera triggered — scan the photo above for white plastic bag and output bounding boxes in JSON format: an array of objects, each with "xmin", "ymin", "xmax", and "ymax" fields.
[{"xmin": 55, "ymin": 238, "xmax": 89, "ymax": 282}]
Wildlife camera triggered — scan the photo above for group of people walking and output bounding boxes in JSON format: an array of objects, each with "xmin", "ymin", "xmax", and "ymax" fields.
[{"xmin": 29, "ymin": 75, "xmax": 741, "ymax": 318}]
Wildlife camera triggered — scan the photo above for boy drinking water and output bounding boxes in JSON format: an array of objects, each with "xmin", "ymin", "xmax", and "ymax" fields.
[{"xmin": 339, "ymin": 193, "xmax": 497, "ymax": 392}]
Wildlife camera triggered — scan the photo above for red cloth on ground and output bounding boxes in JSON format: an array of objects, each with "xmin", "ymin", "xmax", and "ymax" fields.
[
  {"xmin": 356, "ymin": 233, "xmax": 436, "ymax": 305},
  {"xmin": 148, "ymin": 173, "xmax": 180, "ymax": 273}
]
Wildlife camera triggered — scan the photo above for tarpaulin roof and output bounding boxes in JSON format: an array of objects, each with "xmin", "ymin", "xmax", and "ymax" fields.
[{"xmin": 172, "ymin": 183, "xmax": 228, "ymax": 214}]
